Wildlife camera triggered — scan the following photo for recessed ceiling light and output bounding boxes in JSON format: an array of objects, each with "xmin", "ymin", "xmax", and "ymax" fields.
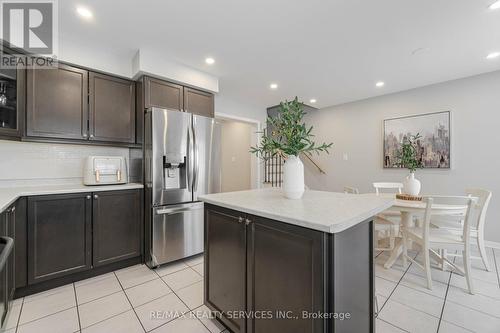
[
  {"xmin": 486, "ymin": 52, "xmax": 500, "ymax": 59},
  {"xmin": 376, "ymin": 81, "xmax": 385, "ymax": 87},
  {"xmin": 489, "ymin": 1, "xmax": 500, "ymax": 10},
  {"xmin": 205, "ymin": 57, "xmax": 215, "ymax": 65},
  {"xmin": 76, "ymin": 6, "xmax": 93, "ymax": 19},
  {"xmin": 309, "ymin": 99, "xmax": 317, "ymax": 104},
  {"xmin": 270, "ymin": 83, "xmax": 278, "ymax": 90}
]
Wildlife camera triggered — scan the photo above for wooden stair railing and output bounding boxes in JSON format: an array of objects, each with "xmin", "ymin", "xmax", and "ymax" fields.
[{"xmin": 263, "ymin": 153, "xmax": 326, "ymax": 188}]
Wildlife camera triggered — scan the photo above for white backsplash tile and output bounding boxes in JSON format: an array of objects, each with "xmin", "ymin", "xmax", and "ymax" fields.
[{"xmin": 0, "ymin": 140, "xmax": 130, "ymax": 184}]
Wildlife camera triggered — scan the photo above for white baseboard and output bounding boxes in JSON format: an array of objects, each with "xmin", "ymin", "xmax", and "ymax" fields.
[{"xmin": 485, "ymin": 240, "xmax": 500, "ymax": 249}]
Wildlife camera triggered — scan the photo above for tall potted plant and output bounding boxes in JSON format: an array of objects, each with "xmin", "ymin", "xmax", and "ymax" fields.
[
  {"xmin": 250, "ymin": 97, "xmax": 333, "ymax": 199},
  {"xmin": 396, "ymin": 133, "xmax": 423, "ymax": 196}
]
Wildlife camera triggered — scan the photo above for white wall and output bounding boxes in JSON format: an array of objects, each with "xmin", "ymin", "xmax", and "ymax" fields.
[
  {"xmin": 214, "ymin": 92, "xmax": 267, "ymax": 188},
  {"xmin": 220, "ymin": 120, "xmax": 253, "ymax": 192},
  {"xmin": 304, "ymin": 70, "xmax": 500, "ymax": 242},
  {"xmin": 215, "ymin": 94, "xmax": 267, "ymax": 125},
  {"xmin": 0, "ymin": 141, "xmax": 130, "ymax": 186}
]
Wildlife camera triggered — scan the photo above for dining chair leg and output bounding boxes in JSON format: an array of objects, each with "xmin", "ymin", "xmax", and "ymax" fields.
[
  {"xmin": 477, "ymin": 238, "xmax": 492, "ymax": 272},
  {"xmin": 402, "ymin": 233, "xmax": 408, "ymax": 267},
  {"xmin": 463, "ymin": 248, "xmax": 475, "ymax": 295},
  {"xmin": 389, "ymin": 226, "xmax": 395, "ymax": 250},
  {"xmin": 423, "ymin": 249, "xmax": 433, "ymax": 290},
  {"xmin": 440, "ymin": 249, "xmax": 448, "ymax": 271}
]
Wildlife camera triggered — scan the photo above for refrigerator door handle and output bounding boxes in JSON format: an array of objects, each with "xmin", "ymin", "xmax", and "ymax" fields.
[
  {"xmin": 193, "ymin": 123, "xmax": 200, "ymax": 192},
  {"xmin": 155, "ymin": 203, "xmax": 201, "ymax": 215},
  {"xmin": 187, "ymin": 122, "xmax": 194, "ymax": 192}
]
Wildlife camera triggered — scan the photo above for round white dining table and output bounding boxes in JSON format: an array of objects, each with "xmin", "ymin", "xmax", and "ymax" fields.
[{"xmin": 361, "ymin": 193, "xmax": 467, "ymax": 269}]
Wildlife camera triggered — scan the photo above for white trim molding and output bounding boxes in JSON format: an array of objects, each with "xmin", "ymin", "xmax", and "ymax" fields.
[{"xmin": 485, "ymin": 241, "xmax": 500, "ymax": 250}]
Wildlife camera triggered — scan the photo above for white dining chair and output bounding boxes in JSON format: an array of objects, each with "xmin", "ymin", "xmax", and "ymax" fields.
[
  {"xmin": 373, "ymin": 182, "xmax": 403, "ymax": 252},
  {"xmin": 401, "ymin": 196, "xmax": 477, "ymax": 294},
  {"xmin": 373, "ymin": 182, "xmax": 403, "ymax": 195},
  {"xmin": 343, "ymin": 186, "xmax": 359, "ymax": 194},
  {"xmin": 432, "ymin": 189, "xmax": 493, "ymax": 271},
  {"xmin": 344, "ymin": 185, "xmax": 380, "ymax": 314}
]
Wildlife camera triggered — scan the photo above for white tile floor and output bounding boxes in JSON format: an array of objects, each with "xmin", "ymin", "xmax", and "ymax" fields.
[
  {"xmin": 3, "ymin": 255, "xmax": 225, "ymax": 333},
  {"xmin": 376, "ymin": 248, "xmax": 500, "ymax": 333},
  {"xmin": 4, "ymin": 248, "xmax": 500, "ymax": 333}
]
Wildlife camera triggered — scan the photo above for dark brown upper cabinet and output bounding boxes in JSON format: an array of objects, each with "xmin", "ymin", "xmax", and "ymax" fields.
[
  {"xmin": 144, "ymin": 76, "xmax": 183, "ymax": 111},
  {"xmin": 27, "ymin": 193, "xmax": 92, "ymax": 284},
  {"xmin": 184, "ymin": 87, "xmax": 214, "ymax": 118},
  {"xmin": 89, "ymin": 72, "xmax": 135, "ymax": 143},
  {"xmin": 26, "ymin": 63, "xmax": 88, "ymax": 140},
  {"xmin": 92, "ymin": 190, "xmax": 142, "ymax": 267},
  {"xmin": 0, "ymin": 48, "xmax": 26, "ymax": 139}
]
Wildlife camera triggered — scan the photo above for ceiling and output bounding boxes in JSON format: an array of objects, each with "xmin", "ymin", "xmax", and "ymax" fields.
[{"xmin": 59, "ymin": 0, "xmax": 500, "ymax": 109}]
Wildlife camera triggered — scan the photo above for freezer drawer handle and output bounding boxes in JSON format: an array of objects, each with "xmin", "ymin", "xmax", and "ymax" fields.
[
  {"xmin": 156, "ymin": 205, "xmax": 202, "ymax": 215},
  {"xmin": 0, "ymin": 236, "xmax": 14, "ymax": 271}
]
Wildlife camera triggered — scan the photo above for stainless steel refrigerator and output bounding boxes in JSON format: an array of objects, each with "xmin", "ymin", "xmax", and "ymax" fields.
[{"xmin": 144, "ymin": 107, "xmax": 221, "ymax": 268}]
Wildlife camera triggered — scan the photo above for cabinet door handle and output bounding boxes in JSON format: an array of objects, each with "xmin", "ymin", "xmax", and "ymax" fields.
[
  {"xmin": 94, "ymin": 194, "xmax": 99, "ymax": 199},
  {"xmin": 245, "ymin": 219, "xmax": 251, "ymax": 226},
  {"xmin": 238, "ymin": 217, "xmax": 243, "ymax": 223},
  {"xmin": 83, "ymin": 133, "xmax": 88, "ymax": 138},
  {"xmin": 86, "ymin": 195, "xmax": 91, "ymax": 200},
  {"xmin": 90, "ymin": 134, "xmax": 95, "ymax": 138}
]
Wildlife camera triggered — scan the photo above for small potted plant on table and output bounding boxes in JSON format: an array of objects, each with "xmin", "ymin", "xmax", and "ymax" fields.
[{"xmin": 397, "ymin": 133, "xmax": 424, "ymax": 196}]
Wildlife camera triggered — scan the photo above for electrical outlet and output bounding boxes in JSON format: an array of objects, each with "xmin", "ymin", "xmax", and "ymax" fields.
[{"xmin": 343, "ymin": 153, "xmax": 349, "ymax": 161}]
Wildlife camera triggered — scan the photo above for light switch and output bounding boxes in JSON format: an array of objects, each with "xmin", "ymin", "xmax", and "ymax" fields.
[
  {"xmin": 343, "ymin": 153, "xmax": 349, "ymax": 161},
  {"xmin": 231, "ymin": 156, "xmax": 236, "ymax": 162}
]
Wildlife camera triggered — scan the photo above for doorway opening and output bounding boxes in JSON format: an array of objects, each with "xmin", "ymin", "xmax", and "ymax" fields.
[{"xmin": 214, "ymin": 116, "xmax": 261, "ymax": 192}]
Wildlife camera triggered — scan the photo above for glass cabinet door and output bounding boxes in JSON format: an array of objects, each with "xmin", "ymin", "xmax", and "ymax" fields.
[{"xmin": 0, "ymin": 50, "xmax": 22, "ymax": 137}]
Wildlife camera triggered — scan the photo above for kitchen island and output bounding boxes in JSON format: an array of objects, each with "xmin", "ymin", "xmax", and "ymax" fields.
[{"xmin": 199, "ymin": 188, "xmax": 394, "ymax": 333}]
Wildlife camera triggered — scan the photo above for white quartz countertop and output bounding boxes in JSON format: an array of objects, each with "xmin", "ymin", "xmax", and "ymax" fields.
[
  {"xmin": 0, "ymin": 182, "xmax": 144, "ymax": 213},
  {"xmin": 199, "ymin": 188, "xmax": 395, "ymax": 234}
]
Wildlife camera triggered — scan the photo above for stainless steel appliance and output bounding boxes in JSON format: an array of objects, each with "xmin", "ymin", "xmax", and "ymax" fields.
[{"xmin": 144, "ymin": 107, "xmax": 220, "ymax": 267}]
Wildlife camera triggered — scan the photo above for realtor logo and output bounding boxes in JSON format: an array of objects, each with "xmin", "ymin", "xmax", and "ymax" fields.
[{"xmin": 1, "ymin": 0, "xmax": 57, "ymax": 55}]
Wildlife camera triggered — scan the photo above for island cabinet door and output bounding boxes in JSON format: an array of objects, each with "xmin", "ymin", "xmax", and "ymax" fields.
[
  {"xmin": 246, "ymin": 215, "xmax": 326, "ymax": 333},
  {"xmin": 205, "ymin": 205, "xmax": 247, "ymax": 333}
]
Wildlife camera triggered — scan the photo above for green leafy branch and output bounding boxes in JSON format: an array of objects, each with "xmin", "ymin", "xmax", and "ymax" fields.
[
  {"xmin": 250, "ymin": 97, "xmax": 333, "ymax": 159},
  {"xmin": 396, "ymin": 133, "xmax": 424, "ymax": 172}
]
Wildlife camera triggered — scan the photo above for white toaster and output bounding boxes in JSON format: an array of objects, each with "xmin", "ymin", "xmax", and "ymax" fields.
[{"xmin": 83, "ymin": 156, "xmax": 128, "ymax": 185}]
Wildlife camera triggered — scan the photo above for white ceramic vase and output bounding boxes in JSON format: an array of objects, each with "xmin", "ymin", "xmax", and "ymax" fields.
[
  {"xmin": 403, "ymin": 172, "xmax": 421, "ymax": 196},
  {"xmin": 283, "ymin": 155, "xmax": 304, "ymax": 199}
]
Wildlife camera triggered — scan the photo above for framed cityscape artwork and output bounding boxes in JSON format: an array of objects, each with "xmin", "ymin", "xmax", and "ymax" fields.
[{"xmin": 383, "ymin": 111, "xmax": 451, "ymax": 169}]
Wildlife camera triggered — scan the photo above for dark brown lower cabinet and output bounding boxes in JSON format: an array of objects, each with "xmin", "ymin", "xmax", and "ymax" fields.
[
  {"xmin": 205, "ymin": 206, "xmax": 247, "ymax": 333},
  {"xmin": 25, "ymin": 189, "xmax": 142, "ymax": 288},
  {"xmin": 27, "ymin": 193, "xmax": 92, "ymax": 284},
  {"xmin": 205, "ymin": 204, "xmax": 375, "ymax": 333},
  {"xmin": 247, "ymin": 215, "xmax": 325, "ymax": 333},
  {"xmin": 93, "ymin": 190, "xmax": 141, "ymax": 267},
  {"xmin": 205, "ymin": 205, "xmax": 326, "ymax": 333},
  {"xmin": 13, "ymin": 198, "xmax": 27, "ymax": 289}
]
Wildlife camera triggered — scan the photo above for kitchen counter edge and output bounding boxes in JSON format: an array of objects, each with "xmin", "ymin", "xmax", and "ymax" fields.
[
  {"xmin": 0, "ymin": 183, "xmax": 144, "ymax": 213},
  {"xmin": 200, "ymin": 189, "xmax": 394, "ymax": 234}
]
